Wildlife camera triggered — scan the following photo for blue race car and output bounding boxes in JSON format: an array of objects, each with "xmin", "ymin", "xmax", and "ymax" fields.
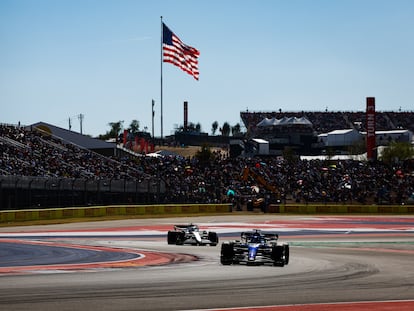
[{"xmin": 220, "ymin": 229, "xmax": 289, "ymax": 266}]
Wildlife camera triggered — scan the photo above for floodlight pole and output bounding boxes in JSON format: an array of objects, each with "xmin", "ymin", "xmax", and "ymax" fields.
[
  {"xmin": 160, "ymin": 16, "xmax": 164, "ymax": 141},
  {"xmin": 151, "ymin": 99, "xmax": 155, "ymax": 138}
]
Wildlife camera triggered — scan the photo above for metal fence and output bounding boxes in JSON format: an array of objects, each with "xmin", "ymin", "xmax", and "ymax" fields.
[{"xmin": 0, "ymin": 175, "xmax": 165, "ymax": 210}]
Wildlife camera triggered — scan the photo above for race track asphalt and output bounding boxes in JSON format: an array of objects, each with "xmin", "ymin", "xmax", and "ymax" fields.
[{"xmin": 0, "ymin": 214, "xmax": 414, "ymax": 311}]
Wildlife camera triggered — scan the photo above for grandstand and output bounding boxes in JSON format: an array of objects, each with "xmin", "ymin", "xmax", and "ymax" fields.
[
  {"xmin": 240, "ymin": 110, "xmax": 414, "ymax": 134},
  {"xmin": 239, "ymin": 110, "xmax": 414, "ymax": 156},
  {"xmin": 1, "ymin": 121, "xmax": 414, "ymax": 210},
  {"xmin": 0, "ymin": 124, "xmax": 161, "ymax": 209}
]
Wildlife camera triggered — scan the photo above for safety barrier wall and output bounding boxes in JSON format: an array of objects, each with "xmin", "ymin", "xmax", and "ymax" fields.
[
  {"xmin": 0, "ymin": 175, "xmax": 164, "ymax": 210},
  {"xmin": 0, "ymin": 204, "xmax": 233, "ymax": 223},
  {"xmin": 267, "ymin": 204, "xmax": 414, "ymax": 214},
  {"xmin": 1, "ymin": 203, "xmax": 413, "ymax": 223}
]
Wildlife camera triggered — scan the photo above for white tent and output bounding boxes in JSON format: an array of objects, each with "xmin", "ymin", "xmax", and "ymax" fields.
[
  {"xmin": 323, "ymin": 129, "xmax": 362, "ymax": 147},
  {"xmin": 257, "ymin": 116, "xmax": 313, "ymax": 127}
]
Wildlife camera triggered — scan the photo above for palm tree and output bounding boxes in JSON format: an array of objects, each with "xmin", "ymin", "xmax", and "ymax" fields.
[
  {"xmin": 231, "ymin": 123, "xmax": 241, "ymax": 136},
  {"xmin": 129, "ymin": 120, "xmax": 140, "ymax": 135},
  {"xmin": 211, "ymin": 121, "xmax": 218, "ymax": 135},
  {"xmin": 108, "ymin": 121, "xmax": 123, "ymax": 138},
  {"xmin": 98, "ymin": 120, "xmax": 124, "ymax": 140},
  {"xmin": 221, "ymin": 122, "xmax": 231, "ymax": 136}
]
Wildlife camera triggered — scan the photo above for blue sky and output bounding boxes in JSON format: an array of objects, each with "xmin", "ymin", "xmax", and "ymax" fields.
[{"xmin": 1, "ymin": 0, "xmax": 414, "ymax": 137}]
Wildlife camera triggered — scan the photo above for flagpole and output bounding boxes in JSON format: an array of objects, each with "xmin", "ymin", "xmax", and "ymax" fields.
[{"xmin": 160, "ymin": 16, "xmax": 164, "ymax": 140}]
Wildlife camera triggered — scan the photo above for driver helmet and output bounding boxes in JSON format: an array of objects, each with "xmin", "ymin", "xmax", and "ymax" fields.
[{"xmin": 251, "ymin": 234, "xmax": 261, "ymax": 243}]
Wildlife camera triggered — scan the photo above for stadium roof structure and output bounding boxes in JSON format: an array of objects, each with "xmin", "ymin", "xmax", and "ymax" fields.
[
  {"xmin": 27, "ymin": 122, "xmax": 116, "ymax": 151},
  {"xmin": 327, "ymin": 129, "xmax": 356, "ymax": 135},
  {"xmin": 257, "ymin": 116, "xmax": 313, "ymax": 127},
  {"xmin": 360, "ymin": 129, "xmax": 413, "ymax": 135},
  {"xmin": 300, "ymin": 154, "xmax": 367, "ymax": 161}
]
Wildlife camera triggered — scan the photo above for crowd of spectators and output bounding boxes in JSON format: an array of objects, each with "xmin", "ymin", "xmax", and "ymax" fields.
[
  {"xmin": 1, "ymin": 124, "xmax": 414, "ymax": 207},
  {"xmin": 151, "ymin": 152, "xmax": 414, "ymax": 206},
  {"xmin": 240, "ymin": 110, "xmax": 414, "ymax": 134},
  {"xmin": 387, "ymin": 111, "xmax": 414, "ymax": 131},
  {"xmin": 0, "ymin": 125, "xmax": 144, "ymax": 180}
]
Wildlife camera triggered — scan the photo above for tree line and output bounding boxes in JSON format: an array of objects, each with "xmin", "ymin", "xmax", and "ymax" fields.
[{"xmin": 98, "ymin": 120, "xmax": 243, "ymax": 140}]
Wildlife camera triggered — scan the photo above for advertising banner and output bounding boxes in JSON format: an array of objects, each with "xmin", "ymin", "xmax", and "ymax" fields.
[{"xmin": 366, "ymin": 97, "xmax": 376, "ymax": 161}]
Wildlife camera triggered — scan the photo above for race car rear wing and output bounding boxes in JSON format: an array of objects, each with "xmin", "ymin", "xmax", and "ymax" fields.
[
  {"xmin": 173, "ymin": 224, "xmax": 199, "ymax": 231},
  {"xmin": 240, "ymin": 230, "xmax": 279, "ymax": 242}
]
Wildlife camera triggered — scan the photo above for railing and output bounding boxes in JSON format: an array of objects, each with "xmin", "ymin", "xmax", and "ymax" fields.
[{"xmin": 0, "ymin": 175, "xmax": 164, "ymax": 210}]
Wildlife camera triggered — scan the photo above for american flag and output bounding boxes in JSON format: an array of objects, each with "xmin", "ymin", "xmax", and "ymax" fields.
[{"xmin": 162, "ymin": 23, "xmax": 200, "ymax": 80}]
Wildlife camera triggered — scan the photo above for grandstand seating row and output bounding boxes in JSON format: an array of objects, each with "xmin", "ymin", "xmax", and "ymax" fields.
[{"xmin": 240, "ymin": 111, "xmax": 414, "ymax": 134}]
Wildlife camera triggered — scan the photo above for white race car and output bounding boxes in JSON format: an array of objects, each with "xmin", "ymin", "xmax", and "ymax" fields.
[{"xmin": 167, "ymin": 224, "xmax": 218, "ymax": 246}]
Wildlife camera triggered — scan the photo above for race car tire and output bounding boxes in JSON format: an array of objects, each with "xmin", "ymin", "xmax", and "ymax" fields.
[
  {"xmin": 284, "ymin": 244, "xmax": 290, "ymax": 265},
  {"xmin": 271, "ymin": 245, "xmax": 285, "ymax": 267},
  {"xmin": 208, "ymin": 232, "xmax": 219, "ymax": 246},
  {"xmin": 176, "ymin": 231, "xmax": 186, "ymax": 245},
  {"xmin": 220, "ymin": 243, "xmax": 234, "ymax": 265},
  {"xmin": 167, "ymin": 231, "xmax": 178, "ymax": 244}
]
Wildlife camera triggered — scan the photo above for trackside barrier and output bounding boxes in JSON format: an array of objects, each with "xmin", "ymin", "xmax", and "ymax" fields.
[
  {"xmin": 1, "ymin": 203, "xmax": 413, "ymax": 223},
  {"xmin": 0, "ymin": 204, "xmax": 233, "ymax": 223},
  {"xmin": 267, "ymin": 204, "xmax": 414, "ymax": 214}
]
